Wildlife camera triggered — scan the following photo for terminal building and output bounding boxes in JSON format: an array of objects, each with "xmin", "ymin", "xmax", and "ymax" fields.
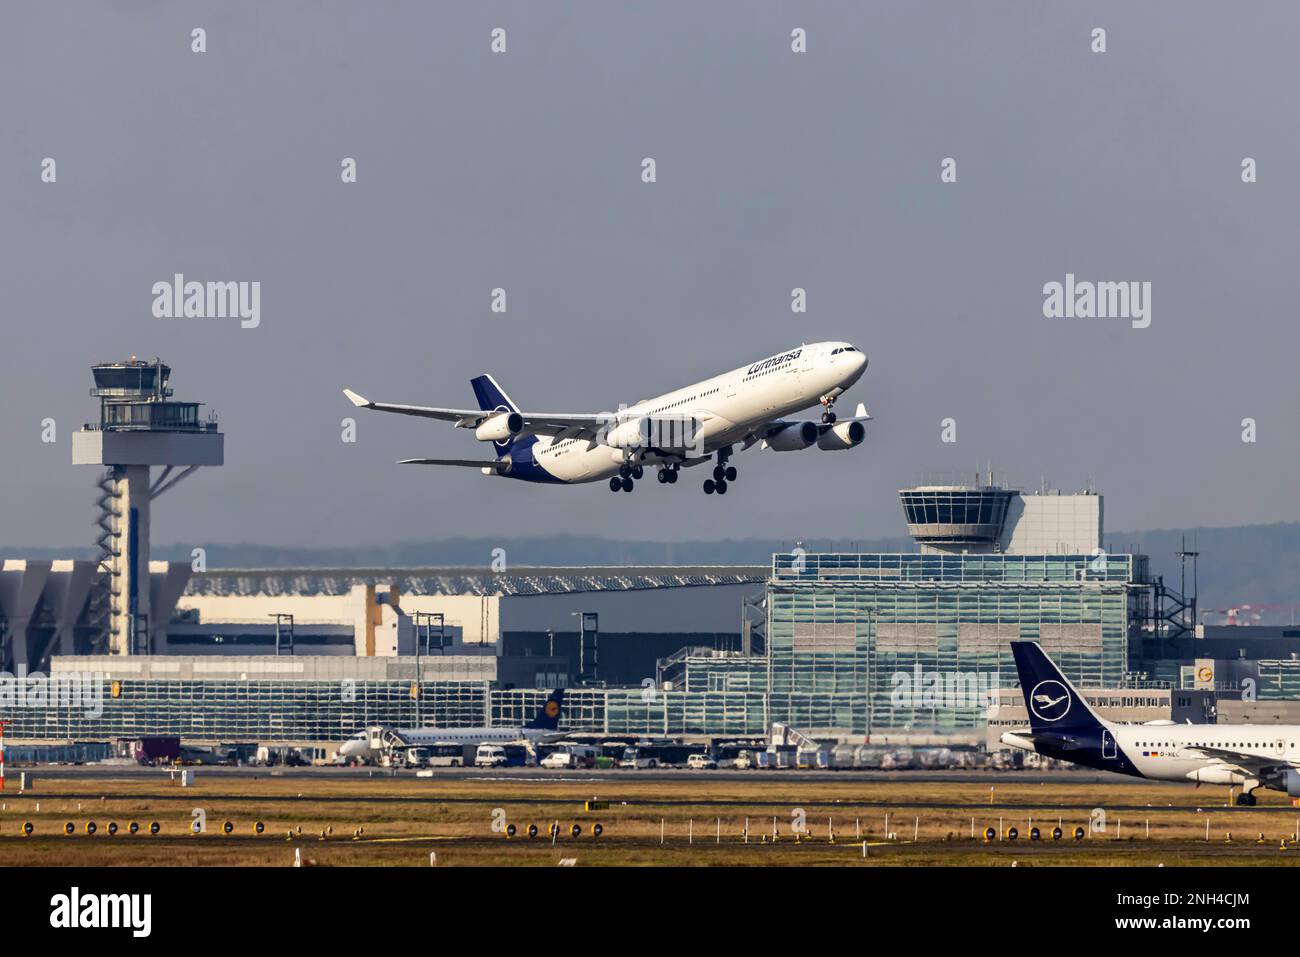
[{"xmin": 5, "ymin": 434, "xmax": 1300, "ymax": 748}]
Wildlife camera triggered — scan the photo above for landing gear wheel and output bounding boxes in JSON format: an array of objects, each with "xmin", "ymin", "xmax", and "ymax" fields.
[
  {"xmin": 1236, "ymin": 791, "xmax": 1258, "ymax": 807},
  {"xmin": 713, "ymin": 465, "xmax": 725, "ymax": 482},
  {"xmin": 715, "ymin": 479, "xmax": 728, "ymax": 495},
  {"xmin": 821, "ymin": 411, "xmax": 837, "ymax": 424},
  {"xmin": 609, "ymin": 477, "xmax": 621, "ymax": 492},
  {"xmin": 667, "ymin": 469, "xmax": 678, "ymax": 484},
  {"xmin": 621, "ymin": 476, "xmax": 634, "ymax": 492},
  {"xmin": 656, "ymin": 469, "xmax": 668, "ymax": 484},
  {"xmin": 724, "ymin": 466, "xmax": 737, "ymax": 482},
  {"xmin": 619, "ymin": 464, "xmax": 631, "ymax": 479},
  {"xmin": 703, "ymin": 479, "xmax": 716, "ymax": 495},
  {"xmin": 632, "ymin": 465, "xmax": 644, "ymax": 480}
]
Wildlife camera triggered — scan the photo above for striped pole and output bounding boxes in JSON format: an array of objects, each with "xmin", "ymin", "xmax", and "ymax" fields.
[{"xmin": 0, "ymin": 719, "xmax": 10, "ymax": 790}]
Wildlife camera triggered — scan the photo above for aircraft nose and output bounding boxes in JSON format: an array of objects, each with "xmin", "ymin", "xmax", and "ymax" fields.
[{"xmin": 846, "ymin": 350, "xmax": 867, "ymax": 383}]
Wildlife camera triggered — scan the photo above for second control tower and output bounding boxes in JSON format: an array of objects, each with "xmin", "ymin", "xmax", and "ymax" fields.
[{"xmin": 72, "ymin": 358, "xmax": 223, "ymax": 655}]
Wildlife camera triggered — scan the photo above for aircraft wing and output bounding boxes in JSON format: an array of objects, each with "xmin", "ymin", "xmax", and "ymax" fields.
[
  {"xmin": 746, "ymin": 402, "xmax": 872, "ymax": 448},
  {"xmin": 1184, "ymin": 745, "xmax": 1299, "ymax": 776},
  {"xmin": 344, "ymin": 389, "xmax": 611, "ymax": 439}
]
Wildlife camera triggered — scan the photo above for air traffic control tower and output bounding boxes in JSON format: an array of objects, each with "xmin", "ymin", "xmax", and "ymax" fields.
[{"xmin": 73, "ymin": 358, "xmax": 223, "ymax": 655}]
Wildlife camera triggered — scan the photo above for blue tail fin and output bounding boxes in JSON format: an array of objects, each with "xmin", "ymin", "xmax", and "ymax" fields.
[
  {"xmin": 470, "ymin": 374, "xmax": 522, "ymax": 457},
  {"xmin": 1009, "ymin": 641, "xmax": 1104, "ymax": 734},
  {"xmin": 524, "ymin": 689, "xmax": 564, "ymax": 730},
  {"xmin": 470, "ymin": 374, "xmax": 519, "ymax": 414}
]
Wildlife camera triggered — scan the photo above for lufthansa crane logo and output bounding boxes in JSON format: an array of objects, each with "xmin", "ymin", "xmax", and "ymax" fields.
[
  {"xmin": 545, "ymin": 700, "xmax": 560, "ymax": 718},
  {"xmin": 492, "ymin": 405, "xmax": 513, "ymax": 453},
  {"xmin": 1028, "ymin": 680, "xmax": 1071, "ymax": 723}
]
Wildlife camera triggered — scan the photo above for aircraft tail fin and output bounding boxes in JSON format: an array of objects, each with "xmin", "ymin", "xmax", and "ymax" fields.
[
  {"xmin": 524, "ymin": 689, "xmax": 565, "ymax": 730},
  {"xmin": 1009, "ymin": 641, "xmax": 1106, "ymax": 734},
  {"xmin": 470, "ymin": 374, "xmax": 523, "ymax": 458},
  {"xmin": 470, "ymin": 374, "xmax": 519, "ymax": 414}
]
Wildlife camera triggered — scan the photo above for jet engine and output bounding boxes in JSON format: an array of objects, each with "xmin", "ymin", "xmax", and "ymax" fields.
[
  {"xmin": 475, "ymin": 411, "xmax": 524, "ymax": 442},
  {"xmin": 816, "ymin": 419, "xmax": 866, "ymax": 450},
  {"xmin": 1186, "ymin": 766, "xmax": 1248, "ymax": 786},
  {"xmin": 1283, "ymin": 768, "xmax": 1300, "ymax": 797},
  {"xmin": 765, "ymin": 421, "xmax": 818, "ymax": 451},
  {"xmin": 605, "ymin": 416, "xmax": 650, "ymax": 450}
]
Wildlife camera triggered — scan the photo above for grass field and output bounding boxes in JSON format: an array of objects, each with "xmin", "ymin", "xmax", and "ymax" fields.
[{"xmin": 3, "ymin": 771, "xmax": 1300, "ymax": 866}]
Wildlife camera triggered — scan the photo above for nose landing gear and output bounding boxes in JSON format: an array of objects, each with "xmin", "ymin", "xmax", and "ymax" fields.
[{"xmin": 819, "ymin": 394, "xmax": 838, "ymax": 424}]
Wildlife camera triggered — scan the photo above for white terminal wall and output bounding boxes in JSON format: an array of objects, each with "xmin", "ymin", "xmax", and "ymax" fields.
[{"xmin": 998, "ymin": 492, "xmax": 1102, "ymax": 555}]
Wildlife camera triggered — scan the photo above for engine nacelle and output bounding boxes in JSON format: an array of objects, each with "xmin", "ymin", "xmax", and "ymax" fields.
[
  {"xmin": 1186, "ymin": 766, "xmax": 1248, "ymax": 786},
  {"xmin": 766, "ymin": 421, "xmax": 818, "ymax": 451},
  {"xmin": 605, "ymin": 416, "xmax": 650, "ymax": 450},
  {"xmin": 1284, "ymin": 768, "xmax": 1300, "ymax": 797},
  {"xmin": 605, "ymin": 415, "xmax": 701, "ymax": 451},
  {"xmin": 816, "ymin": 419, "xmax": 866, "ymax": 450},
  {"xmin": 475, "ymin": 411, "xmax": 523, "ymax": 442}
]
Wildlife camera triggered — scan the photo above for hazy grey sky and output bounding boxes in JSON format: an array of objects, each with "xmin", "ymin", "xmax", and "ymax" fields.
[{"xmin": 3, "ymin": 2, "xmax": 1299, "ymax": 550}]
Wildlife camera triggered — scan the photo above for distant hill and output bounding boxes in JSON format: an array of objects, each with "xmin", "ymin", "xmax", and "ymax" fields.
[{"xmin": 8, "ymin": 524, "xmax": 1300, "ymax": 610}]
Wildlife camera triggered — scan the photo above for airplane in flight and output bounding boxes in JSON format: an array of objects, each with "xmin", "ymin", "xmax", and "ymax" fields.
[
  {"xmin": 344, "ymin": 341, "xmax": 869, "ymax": 495},
  {"xmin": 1001, "ymin": 642, "xmax": 1300, "ymax": 805},
  {"xmin": 336, "ymin": 689, "xmax": 567, "ymax": 761}
]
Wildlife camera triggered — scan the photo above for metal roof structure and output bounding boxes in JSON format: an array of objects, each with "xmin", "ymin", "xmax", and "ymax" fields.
[{"xmin": 185, "ymin": 566, "xmax": 768, "ymax": 598}]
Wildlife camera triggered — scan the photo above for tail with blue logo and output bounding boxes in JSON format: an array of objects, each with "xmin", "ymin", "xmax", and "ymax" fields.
[
  {"xmin": 470, "ymin": 374, "xmax": 522, "ymax": 457},
  {"xmin": 1010, "ymin": 641, "xmax": 1106, "ymax": 735},
  {"xmin": 524, "ymin": 689, "xmax": 565, "ymax": 730}
]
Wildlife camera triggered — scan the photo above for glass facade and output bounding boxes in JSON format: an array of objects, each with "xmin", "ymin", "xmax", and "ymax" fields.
[
  {"xmin": 0, "ymin": 680, "xmax": 488, "ymax": 741},
  {"xmin": 757, "ymin": 552, "xmax": 1146, "ymax": 735},
  {"xmin": 1257, "ymin": 659, "xmax": 1300, "ymax": 700},
  {"xmin": 0, "ymin": 551, "xmax": 1156, "ymax": 743}
]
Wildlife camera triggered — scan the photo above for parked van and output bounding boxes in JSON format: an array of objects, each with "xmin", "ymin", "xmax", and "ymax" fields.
[{"xmin": 475, "ymin": 744, "xmax": 507, "ymax": 768}]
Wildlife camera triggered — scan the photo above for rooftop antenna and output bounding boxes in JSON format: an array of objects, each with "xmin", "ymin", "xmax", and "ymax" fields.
[{"xmin": 1178, "ymin": 534, "xmax": 1200, "ymax": 635}]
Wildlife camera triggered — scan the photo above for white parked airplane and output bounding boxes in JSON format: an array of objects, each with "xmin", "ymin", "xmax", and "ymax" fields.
[
  {"xmin": 344, "ymin": 341, "xmax": 869, "ymax": 495},
  {"xmin": 337, "ymin": 690, "xmax": 567, "ymax": 761},
  {"xmin": 1001, "ymin": 642, "xmax": 1300, "ymax": 805}
]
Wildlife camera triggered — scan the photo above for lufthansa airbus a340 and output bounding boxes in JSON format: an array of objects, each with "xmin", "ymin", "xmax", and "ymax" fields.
[{"xmin": 344, "ymin": 341, "xmax": 870, "ymax": 495}]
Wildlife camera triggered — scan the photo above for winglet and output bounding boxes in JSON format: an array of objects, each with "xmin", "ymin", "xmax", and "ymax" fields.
[
  {"xmin": 855, "ymin": 403, "xmax": 871, "ymax": 420},
  {"xmin": 343, "ymin": 388, "xmax": 371, "ymax": 408}
]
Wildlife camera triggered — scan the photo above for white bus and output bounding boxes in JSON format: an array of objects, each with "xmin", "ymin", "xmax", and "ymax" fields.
[{"xmin": 425, "ymin": 743, "xmax": 468, "ymax": 767}]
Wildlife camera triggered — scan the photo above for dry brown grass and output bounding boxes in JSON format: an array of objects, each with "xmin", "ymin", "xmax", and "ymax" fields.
[{"xmin": 1, "ymin": 773, "xmax": 1297, "ymax": 866}]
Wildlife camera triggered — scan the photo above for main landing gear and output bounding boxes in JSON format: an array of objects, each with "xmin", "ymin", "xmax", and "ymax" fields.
[
  {"xmin": 655, "ymin": 466, "xmax": 679, "ymax": 485},
  {"xmin": 1235, "ymin": 785, "xmax": 1260, "ymax": 807},
  {"xmin": 703, "ymin": 448, "xmax": 737, "ymax": 495},
  {"xmin": 609, "ymin": 462, "xmax": 645, "ymax": 492}
]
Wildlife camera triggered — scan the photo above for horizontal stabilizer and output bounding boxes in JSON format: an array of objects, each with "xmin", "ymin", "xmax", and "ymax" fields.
[{"xmin": 398, "ymin": 457, "xmax": 505, "ymax": 468}]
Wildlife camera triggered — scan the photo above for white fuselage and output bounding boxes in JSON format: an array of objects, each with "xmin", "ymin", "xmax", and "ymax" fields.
[
  {"xmin": 397, "ymin": 725, "xmax": 560, "ymax": 746},
  {"xmin": 337, "ymin": 725, "xmax": 560, "ymax": 760},
  {"xmin": 526, "ymin": 341, "xmax": 866, "ymax": 483},
  {"xmin": 1113, "ymin": 723, "xmax": 1300, "ymax": 783}
]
